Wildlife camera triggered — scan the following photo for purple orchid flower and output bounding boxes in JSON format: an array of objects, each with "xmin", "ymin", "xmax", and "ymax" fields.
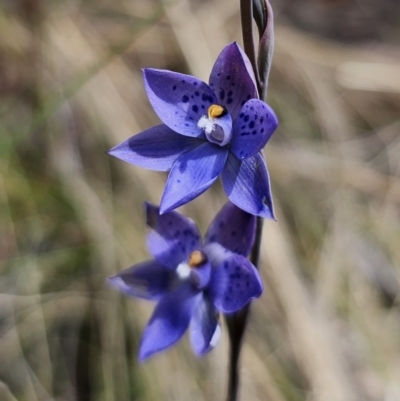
[
  {"xmin": 108, "ymin": 201, "xmax": 263, "ymax": 361},
  {"xmin": 108, "ymin": 42, "xmax": 278, "ymax": 218}
]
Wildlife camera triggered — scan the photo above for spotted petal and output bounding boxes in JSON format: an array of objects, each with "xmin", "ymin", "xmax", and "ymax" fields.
[
  {"xmin": 209, "ymin": 43, "xmax": 258, "ymax": 120},
  {"xmin": 222, "ymin": 153, "xmax": 275, "ymax": 219},
  {"xmin": 108, "ymin": 260, "xmax": 175, "ymax": 301},
  {"xmin": 146, "ymin": 203, "xmax": 201, "ymax": 269},
  {"xmin": 139, "ymin": 283, "xmax": 201, "ymax": 361},
  {"xmin": 160, "ymin": 142, "xmax": 228, "ymax": 214},
  {"xmin": 230, "ymin": 99, "xmax": 278, "ymax": 160},
  {"xmin": 107, "ymin": 125, "xmax": 204, "ymax": 171},
  {"xmin": 144, "ymin": 69, "xmax": 216, "ymax": 138},
  {"xmin": 190, "ymin": 296, "xmax": 221, "ymax": 355},
  {"xmin": 205, "ymin": 243, "xmax": 263, "ymax": 313},
  {"xmin": 204, "ymin": 201, "xmax": 256, "ymax": 257}
]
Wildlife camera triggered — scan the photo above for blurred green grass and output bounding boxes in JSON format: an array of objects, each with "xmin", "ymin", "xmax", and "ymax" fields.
[{"xmin": 1, "ymin": 0, "xmax": 400, "ymax": 400}]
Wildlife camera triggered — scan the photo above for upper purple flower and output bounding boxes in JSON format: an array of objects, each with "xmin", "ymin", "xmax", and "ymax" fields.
[
  {"xmin": 108, "ymin": 201, "xmax": 262, "ymax": 361},
  {"xmin": 108, "ymin": 42, "xmax": 278, "ymax": 218}
]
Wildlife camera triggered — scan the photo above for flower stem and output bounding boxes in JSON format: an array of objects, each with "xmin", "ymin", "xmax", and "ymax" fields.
[
  {"xmin": 225, "ymin": 304, "xmax": 250, "ymax": 401},
  {"xmin": 239, "ymin": 0, "xmax": 262, "ymax": 96},
  {"xmin": 251, "ymin": 216, "xmax": 264, "ymax": 267},
  {"xmin": 225, "ymin": 3, "xmax": 267, "ymax": 400},
  {"xmin": 240, "ymin": 0, "xmax": 265, "ymax": 96},
  {"xmin": 225, "ymin": 217, "xmax": 263, "ymax": 401}
]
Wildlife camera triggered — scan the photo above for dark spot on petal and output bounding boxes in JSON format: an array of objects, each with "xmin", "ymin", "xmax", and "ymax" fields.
[
  {"xmin": 239, "ymin": 113, "xmax": 244, "ymax": 118},
  {"xmin": 260, "ymin": 118, "xmax": 264, "ymax": 124},
  {"xmin": 250, "ymin": 106, "xmax": 254, "ymax": 111},
  {"xmin": 219, "ymin": 90, "xmax": 225, "ymax": 100},
  {"xmin": 192, "ymin": 105, "xmax": 199, "ymax": 113},
  {"xmin": 226, "ymin": 75, "xmax": 231, "ymax": 80},
  {"xmin": 219, "ymin": 221, "xmax": 225, "ymax": 228},
  {"xmin": 195, "ymin": 91, "xmax": 200, "ymax": 96},
  {"xmin": 261, "ymin": 128, "xmax": 264, "ymax": 133},
  {"xmin": 231, "ymin": 231, "xmax": 237, "ymax": 237},
  {"xmin": 172, "ymin": 85, "xmax": 177, "ymax": 90},
  {"xmin": 227, "ymin": 98, "xmax": 233, "ymax": 104},
  {"xmin": 249, "ymin": 121, "xmax": 255, "ymax": 129},
  {"xmin": 182, "ymin": 95, "xmax": 189, "ymax": 103},
  {"xmin": 227, "ymin": 90, "xmax": 233, "ymax": 97},
  {"xmin": 193, "ymin": 82, "xmax": 198, "ymax": 86},
  {"xmin": 252, "ymin": 130, "xmax": 257, "ymax": 135},
  {"xmin": 244, "ymin": 115, "xmax": 249, "ymax": 122}
]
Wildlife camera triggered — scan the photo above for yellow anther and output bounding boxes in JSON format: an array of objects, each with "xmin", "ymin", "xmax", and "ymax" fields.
[
  {"xmin": 188, "ymin": 250, "xmax": 207, "ymax": 268},
  {"xmin": 207, "ymin": 104, "xmax": 225, "ymax": 119}
]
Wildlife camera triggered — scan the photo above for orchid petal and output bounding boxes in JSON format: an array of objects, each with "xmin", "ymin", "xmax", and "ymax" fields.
[
  {"xmin": 144, "ymin": 69, "xmax": 216, "ymax": 138},
  {"xmin": 108, "ymin": 260, "xmax": 174, "ymax": 301},
  {"xmin": 205, "ymin": 243, "xmax": 263, "ymax": 313},
  {"xmin": 209, "ymin": 43, "xmax": 258, "ymax": 120},
  {"xmin": 230, "ymin": 99, "xmax": 278, "ymax": 160},
  {"xmin": 190, "ymin": 296, "xmax": 220, "ymax": 355},
  {"xmin": 222, "ymin": 153, "xmax": 275, "ymax": 219},
  {"xmin": 160, "ymin": 142, "xmax": 228, "ymax": 214},
  {"xmin": 146, "ymin": 203, "xmax": 201, "ymax": 269},
  {"xmin": 107, "ymin": 125, "xmax": 204, "ymax": 171},
  {"xmin": 205, "ymin": 201, "xmax": 256, "ymax": 257},
  {"xmin": 139, "ymin": 283, "xmax": 201, "ymax": 361}
]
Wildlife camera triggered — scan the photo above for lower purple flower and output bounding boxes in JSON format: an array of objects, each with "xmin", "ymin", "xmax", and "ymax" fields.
[{"xmin": 108, "ymin": 202, "xmax": 263, "ymax": 361}]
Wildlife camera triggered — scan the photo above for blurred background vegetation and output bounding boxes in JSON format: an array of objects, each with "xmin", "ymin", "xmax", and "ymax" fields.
[{"xmin": 1, "ymin": 0, "xmax": 400, "ymax": 400}]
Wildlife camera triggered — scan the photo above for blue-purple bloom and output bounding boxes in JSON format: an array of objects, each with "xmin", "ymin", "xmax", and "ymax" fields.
[
  {"xmin": 108, "ymin": 42, "xmax": 278, "ymax": 218},
  {"xmin": 108, "ymin": 201, "xmax": 263, "ymax": 360}
]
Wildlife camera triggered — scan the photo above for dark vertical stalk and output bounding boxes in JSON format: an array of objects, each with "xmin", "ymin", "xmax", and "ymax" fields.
[
  {"xmin": 225, "ymin": 2, "xmax": 267, "ymax": 401},
  {"xmin": 239, "ymin": 0, "xmax": 262, "ymax": 95},
  {"xmin": 225, "ymin": 304, "xmax": 250, "ymax": 401},
  {"xmin": 250, "ymin": 216, "xmax": 264, "ymax": 267}
]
